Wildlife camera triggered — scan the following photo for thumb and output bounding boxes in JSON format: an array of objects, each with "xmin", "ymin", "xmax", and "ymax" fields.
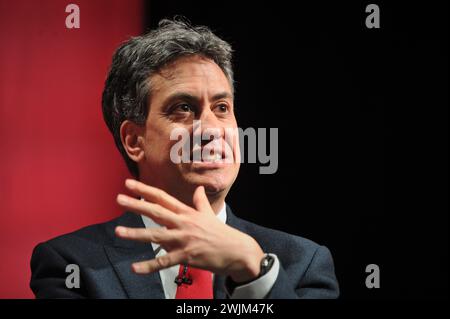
[{"xmin": 193, "ymin": 186, "xmax": 213, "ymax": 214}]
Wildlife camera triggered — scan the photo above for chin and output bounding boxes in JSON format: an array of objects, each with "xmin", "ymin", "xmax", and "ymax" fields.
[
  {"xmin": 199, "ymin": 177, "xmax": 228, "ymax": 194},
  {"xmin": 203, "ymin": 182, "xmax": 227, "ymax": 195},
  {"xmin": 184, "ymin": 172, "xmax": 233, "ymax": 194}
]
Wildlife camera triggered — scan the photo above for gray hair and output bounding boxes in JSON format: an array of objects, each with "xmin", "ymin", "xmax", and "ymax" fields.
[{"xmin": 102, "ymin": 18, "xmax": 234, "ymax": 177}]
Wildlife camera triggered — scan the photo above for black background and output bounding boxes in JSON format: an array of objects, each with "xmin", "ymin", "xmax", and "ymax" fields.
[{"xmin": 143, "ymin": 1, "xmax": 448, "ymax": 299}]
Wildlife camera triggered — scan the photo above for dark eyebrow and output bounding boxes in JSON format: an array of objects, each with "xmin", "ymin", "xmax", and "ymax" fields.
[
  {"xmin": 163, "ymin": 93, "xmax": 199, "ymax": 107},
  {"xmin": 211, "ymin": 92, "xmax": 233, "ymax": 101},
  {"xmin": 163, "ymin": 91, "xmax": 233, "ymax": 107}
]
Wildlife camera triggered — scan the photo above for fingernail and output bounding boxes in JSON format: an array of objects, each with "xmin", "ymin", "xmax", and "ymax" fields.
[
  {"xmin": 115, "ymin": 226, "xmax": 127, "ymax": 236},
  {"xmin": 125, "ymin": 179, "xmax": 137, "ymax": 188},
  {"xmin": 117, "ymin": 194, "xmax": 128, "ymax": 205},
  {"xmin": 132, "ymin": 264, "xmax": 143, "ymax": 273}
]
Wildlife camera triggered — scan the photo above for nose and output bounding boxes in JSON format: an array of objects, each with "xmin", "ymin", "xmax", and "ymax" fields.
[{"xmin": 194, "ymin": 109, "xmax": 224, "ymax": 146}]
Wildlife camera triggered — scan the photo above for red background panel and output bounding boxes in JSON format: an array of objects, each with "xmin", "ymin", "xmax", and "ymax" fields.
[{"xmin": 0, "ymin": 0, "xmax": 143, "ymax": 298}]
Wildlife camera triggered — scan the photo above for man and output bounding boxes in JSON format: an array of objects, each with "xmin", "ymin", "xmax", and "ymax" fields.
[{"xmin": 30, "ymin": 19, "xmax": 339, "ymax": 299}]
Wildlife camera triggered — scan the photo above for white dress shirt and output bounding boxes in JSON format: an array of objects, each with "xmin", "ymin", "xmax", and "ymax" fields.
[{"xmin": 141, "ymin": 203, "xmax": 280, "ymax": 299}]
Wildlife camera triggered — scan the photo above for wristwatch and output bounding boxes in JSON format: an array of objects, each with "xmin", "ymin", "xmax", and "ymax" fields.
[
  {"xmin": 259, "ymin": 253, "xmax": 275, "ymax": 277},
  {"xmin": 225, "ymin": 253, "xmax": 275, "ymax": 293}
]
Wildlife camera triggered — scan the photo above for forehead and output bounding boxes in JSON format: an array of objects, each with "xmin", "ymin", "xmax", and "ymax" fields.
[{"xmin": 150, "ymin": 55, "xmax": 232, "ymax": 97}]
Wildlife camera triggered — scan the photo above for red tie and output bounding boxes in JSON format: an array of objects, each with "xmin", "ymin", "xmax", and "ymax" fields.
[{"xmin": 175, "ymin": 264, "xmax": 213, "ymax": 299}]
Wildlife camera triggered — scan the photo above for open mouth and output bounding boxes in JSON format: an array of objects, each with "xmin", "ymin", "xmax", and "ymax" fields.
[
  {"xmin": 190, "ymin": 139, "xmax": 228, "ymax": 163},
  {"xmin": 191, "ymin": 149, "xmax": 225, "ymax": 163}
]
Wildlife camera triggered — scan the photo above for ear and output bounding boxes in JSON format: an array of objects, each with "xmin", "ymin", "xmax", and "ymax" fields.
[{"xmin": 119, "ymin": 120, "xmax": 146, "ymax": 164}]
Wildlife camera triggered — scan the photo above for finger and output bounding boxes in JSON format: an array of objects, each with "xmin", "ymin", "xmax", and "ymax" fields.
[
  {"xmin": 132, "ymin": 250, "xmax": 186, "ymax": 274},
  {"xmin": 117, "ymin": 194, "xmax": 181, "ymax": 228},
  {"xmin": 192, "ymin": 186, "xmax": 214, "ymax": 214},
  {"xmin": 115, "ymin": 226, "xmax": 181, "ymax": 244},
  {"xmin": 125, "ymin": 179, "xmax": 193, "ymax": 214}
]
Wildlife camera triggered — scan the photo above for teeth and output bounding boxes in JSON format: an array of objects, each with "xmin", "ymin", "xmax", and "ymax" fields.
[{"xmin": 202, "ymin": 153, "xmax": 222, "ymax": 162}]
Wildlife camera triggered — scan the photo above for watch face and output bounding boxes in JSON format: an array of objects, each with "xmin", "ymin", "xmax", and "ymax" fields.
[{"xmin": 260, "ymin": 255, "xmax": 274, "ymax": 276}]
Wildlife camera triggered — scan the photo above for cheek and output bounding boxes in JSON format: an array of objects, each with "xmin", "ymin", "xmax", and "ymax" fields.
[
  {"xmin": 144, "ymin": 125, "xmax": 176, "ymax": 161},
  {"xmin": 224, "ymin": 126, "xmax": 241, "ymax": 163}
]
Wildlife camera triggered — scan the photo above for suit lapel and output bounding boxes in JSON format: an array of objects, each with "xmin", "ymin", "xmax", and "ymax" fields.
[{"xmin": 104, "ymin": 212, "xmax": 165, "ymax": 299}]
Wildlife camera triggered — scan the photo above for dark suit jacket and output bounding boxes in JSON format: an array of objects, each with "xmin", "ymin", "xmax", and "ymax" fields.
[{"xmin": 30, "ymin": 206, "xmax": 339, "ymax": 298}]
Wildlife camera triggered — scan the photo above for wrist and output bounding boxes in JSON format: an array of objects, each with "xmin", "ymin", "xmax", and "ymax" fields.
[{"xmin": 229, "ymin": 247, "xmax": 265, "ymax": 283}]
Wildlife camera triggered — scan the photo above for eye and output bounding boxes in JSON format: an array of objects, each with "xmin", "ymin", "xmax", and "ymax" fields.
[
  {"xmin": 215, "ymin": 103, "xmax": 229, "ymax": 113},
  {"xmin": 175, "ymin": 103, "xmax": 194, "ymax": 113}
]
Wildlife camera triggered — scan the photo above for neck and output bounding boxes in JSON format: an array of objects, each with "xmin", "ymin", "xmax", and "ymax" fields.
[
  {"xmin": 209, "ymin": 197, "xmax": 226, "ymax": 215},
  {"xmin": 202, "ymin": 186, "xmax": 227, "ymax": 214},
  {"xmin": 137, "ymin": 176, "xmax": 227, "ymax": 215}
]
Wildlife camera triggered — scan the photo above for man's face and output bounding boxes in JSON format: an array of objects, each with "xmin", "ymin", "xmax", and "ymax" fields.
[{"xmin": 138, "ymin": 55, "xmax": 240, "ymax": 204}]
